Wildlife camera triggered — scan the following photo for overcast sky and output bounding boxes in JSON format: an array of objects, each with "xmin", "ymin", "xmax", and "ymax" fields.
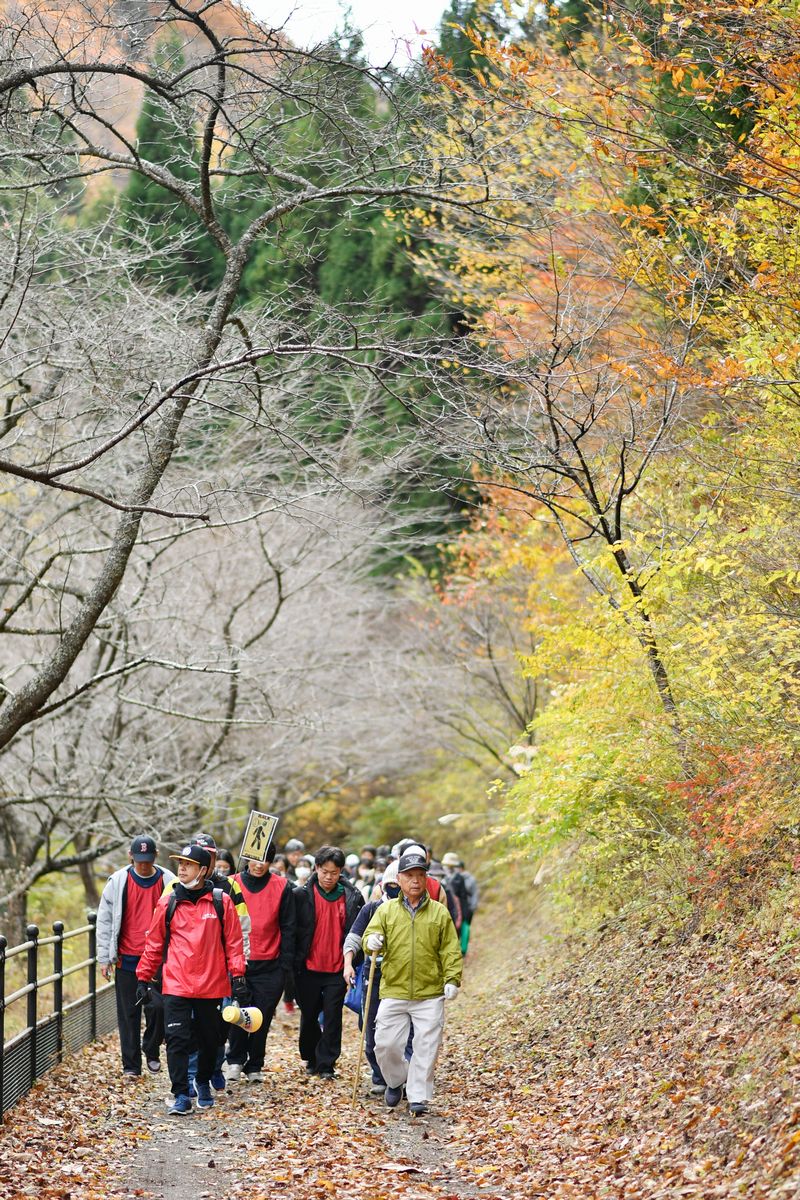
[{"xmin": 242, "ymin": 0, "xmax": 448, "ymax": 66}]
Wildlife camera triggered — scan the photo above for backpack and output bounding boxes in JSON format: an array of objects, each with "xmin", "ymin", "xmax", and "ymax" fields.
[{"xmin": 162, "ymin": 886, "xmax": 226, "ymax": 964}]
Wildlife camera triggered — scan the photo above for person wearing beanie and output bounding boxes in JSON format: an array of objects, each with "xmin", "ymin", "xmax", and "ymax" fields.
[
  {"xmin": 96, "ymin": 835, "xmax": 176, "ymax": 1079},
  {"xmin": 137, "ymin": 844, "xmax": 246, "ymax": 1116},
  {"xmin": 226, "ymin": 842, "xmax": 296, "ymax": 1083},
  {"xmin": 342, "ymin": 859, "xmax": 401, "ymax": 1094},
  {"xmin": 361, "ymin": 848, "xmax": 463, "ymax": 1117}
]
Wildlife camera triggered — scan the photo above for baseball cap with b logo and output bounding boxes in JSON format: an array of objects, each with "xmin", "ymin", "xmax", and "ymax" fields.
[{"xmin": 130, "ymin": 835, "xmax": 157, "ymax": 863}]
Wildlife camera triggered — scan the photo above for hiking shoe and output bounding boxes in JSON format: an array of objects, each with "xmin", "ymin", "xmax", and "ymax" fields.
[
  {"xmin": 304, "ymin": 1063, "xmax": 318, "ymax": 1075},
  {"xmin": 226, "ymin": 1063, "xmax": 243, "ymax": 1082},
  {"xmin": 245, "ymin": 1071, "xmax": 264, "ymax": 1083},
  {"xmin": 122, "ymin": 1070, "xmax": 140, "ymax": 1081},
  {"xmin": 283, "ymin": 1000, "xmax": 295, "ymax": 1014},
  {"xmin": 371, "ymin": 1080, "xmax": 387, "ymax": 1095},
  {"xmin": 409, "ymin": 1101, "xmax": 428, "ymax": 1117},
  {"xmin": 211, "ymin": 1069, "xmax": 226, "ymax": 1091},
  {"xmin": 318, "ymin": 1068, "xmax": 335, "ymax": 1080},
  {"xmin": 146, "ymin": 1059, "xmax": 161, "ymax": 1073},
  {"xmin": 195, "ymin": 1082, "xmax": 214, "ymax": 1109},
  {"xmin": 384, "ymin": 1085, "xmax": 403, "ymax": 1108},
  {"xmin": 167, "ymin": 1093, "xmax": 193, "ymax": 1116}
]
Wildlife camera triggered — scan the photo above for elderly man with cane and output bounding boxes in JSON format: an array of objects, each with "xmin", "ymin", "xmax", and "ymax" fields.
[{"xmin": 360, "ymin": 847, "xmax": 463, "ymax": 1117}]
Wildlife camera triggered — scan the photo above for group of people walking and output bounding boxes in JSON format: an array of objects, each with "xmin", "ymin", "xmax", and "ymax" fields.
[{"xmin": 96, "ymin": 830, "xmax": 478, "ymax": 1118}]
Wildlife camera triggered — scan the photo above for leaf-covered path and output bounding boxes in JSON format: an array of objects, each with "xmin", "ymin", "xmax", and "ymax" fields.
[{"xmin": 2, "ymin": 900, "xmax": 800, "ymax": 1199}]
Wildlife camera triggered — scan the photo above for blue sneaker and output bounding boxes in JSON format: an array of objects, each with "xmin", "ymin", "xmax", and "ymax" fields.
[
  {"xmin": 211, "ymin": 1069, "xmax": 226, "ymax": 1091},
  {"xmin": 195, "ymin": 1081, "xmax": 214, "ymax": 1109},
  {"xmin": 187, "ymin": 1078, "xmax": 197, "ymax": 1098},
  {"xmin": 167, "ymin": 1093, "xmax": 193, "ymax": 1116},
  {"xmin": 384, "ymin": 1085, "xmax": 403, "ymax": 1108}
]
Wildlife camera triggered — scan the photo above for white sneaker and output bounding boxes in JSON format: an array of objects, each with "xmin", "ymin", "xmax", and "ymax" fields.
[
  {"xmin": 226, "ymin": 1064, "xmax": 243, "ymax": 1081},
  {"xmin": 245, "ymin": 1071, "xmax": 264, "ymax": 1083}
]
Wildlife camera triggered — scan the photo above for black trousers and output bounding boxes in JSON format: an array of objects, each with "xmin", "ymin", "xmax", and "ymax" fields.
[
  {"xmin": 227, "ymin": 959, "xmax": 285, "ymax": 1072},
  {"xmin": 115, "ymin": 967, "xmax": 163, "ymax": 1074},
  {"xmin": 162, "ymin": 995, "xmax": 224, "ymax": 1097},
  {"xmin": 296, "ymin": 968, "xmax": 346, "ymax": 1072}
]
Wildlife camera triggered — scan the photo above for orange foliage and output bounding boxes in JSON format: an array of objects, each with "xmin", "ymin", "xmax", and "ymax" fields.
[{"xmin": 669, "ymin": 745, "xmax": 791, "ymax": 870}]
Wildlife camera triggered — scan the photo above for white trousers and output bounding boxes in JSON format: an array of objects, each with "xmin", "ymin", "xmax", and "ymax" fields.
[{"xmin": 374, "ymin": 996, "xmax": 445, "ymax": 1104}]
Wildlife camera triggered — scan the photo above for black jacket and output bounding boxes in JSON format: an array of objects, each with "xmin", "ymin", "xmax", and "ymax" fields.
[{"xmin": 293, "ymin": 873, "xmax": 364, "ymax": 971}]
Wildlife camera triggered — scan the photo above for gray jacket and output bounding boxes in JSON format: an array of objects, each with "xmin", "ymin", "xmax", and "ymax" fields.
[{"xmin": 96, "ymin": 863, "xmax": 176, "ymax": 965}]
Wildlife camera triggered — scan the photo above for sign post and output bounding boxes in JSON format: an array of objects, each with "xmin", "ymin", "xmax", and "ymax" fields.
[{"xmin": 238, "ymin": 810, "xmax": 279, "ymax": 864}]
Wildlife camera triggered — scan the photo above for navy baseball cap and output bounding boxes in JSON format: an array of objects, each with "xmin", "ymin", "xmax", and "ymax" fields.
[
  {"xmin": 397, "ymin": 850, "xmax": 427, "ymax": 873},
  {"xmin": 130, "ymin": 835, "xmax": 157, "ymax": 863},
  {"xmin": 170, "ymin": 844, "xmax": 212, "ymax": 869}
]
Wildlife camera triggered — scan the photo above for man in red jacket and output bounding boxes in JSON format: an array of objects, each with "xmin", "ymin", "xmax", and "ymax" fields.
[
  {"xmin": 226, "ymin": 842, "xmax": 295, "ymax": 1083},
  {"xmin": 137, "ymin": 844, "xmax": 246, "ymax": 1115}
]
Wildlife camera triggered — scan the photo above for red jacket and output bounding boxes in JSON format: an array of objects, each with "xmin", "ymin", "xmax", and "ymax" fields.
[{"xmin": 137, "ymin": 886, "xmax": 246, "ymax": 998}]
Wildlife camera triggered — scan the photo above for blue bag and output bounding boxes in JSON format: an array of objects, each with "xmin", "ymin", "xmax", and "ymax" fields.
[{"xmin": 344, "ymin": 960, "xmax": 366, "ymax": 1015}]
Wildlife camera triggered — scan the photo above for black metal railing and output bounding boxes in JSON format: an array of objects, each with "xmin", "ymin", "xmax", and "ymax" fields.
[{"xmin": 0, "ymin": 913, "xmax": 116, "ymax": 1119}]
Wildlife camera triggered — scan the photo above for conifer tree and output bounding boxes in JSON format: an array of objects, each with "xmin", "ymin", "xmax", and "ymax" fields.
[{"xmin": 119, "ymin": 34, "xmax": 223, "ymax": 292}]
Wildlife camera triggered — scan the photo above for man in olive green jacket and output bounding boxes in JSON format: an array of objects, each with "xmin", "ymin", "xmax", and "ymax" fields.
[{"xmin": 362, "ymin": 847, "xmax": 463, "ymax": 1116}]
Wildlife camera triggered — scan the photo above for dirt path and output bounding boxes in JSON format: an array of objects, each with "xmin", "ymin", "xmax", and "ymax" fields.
[
  {"xmin": 100, "ymin": 1005, "xmax": 501, "ymax": 1200},
  {"xmin": 5, "ymin": 896, "xmax": 800, "ymax": 1200},
  {"xmin": 0, "ymin": 920, "xmax": 505, "ymax": 1200}
]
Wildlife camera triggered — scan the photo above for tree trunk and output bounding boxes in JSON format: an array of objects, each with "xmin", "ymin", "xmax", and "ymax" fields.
[
  {"xmin": 1, "ymin": 889, "xmax": 28, "ymax": 946},
  {"xmin": 78, "ymin": 859, "xmax": 101, "ymax": 910}
]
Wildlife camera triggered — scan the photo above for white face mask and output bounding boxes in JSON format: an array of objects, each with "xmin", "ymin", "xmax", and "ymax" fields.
[
  {"xmin": 358, "ymin": 866, "xmax": 372, "ymax": 879},
  {"xmin": 182, "ymin": 873, "xmax": 204, "ymax": 890},
  {"xmin": 296, "ymin": 866, "xmax": 311, "ymax": 882}
]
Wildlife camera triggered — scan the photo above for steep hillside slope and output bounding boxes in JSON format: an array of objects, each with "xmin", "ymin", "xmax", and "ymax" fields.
[{"xmin": 0, "ymin": 0, "xmax": 275, "ymax": 148}]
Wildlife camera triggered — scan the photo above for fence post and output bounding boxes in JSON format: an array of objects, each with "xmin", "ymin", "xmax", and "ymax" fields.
[
  {"xmin": 87, "ymin": 912, "xmax": 97, "ymax": 1041},
  {"xmin": 0, "ymin": 934, "xmax": 7, "ymax": 1120},
  {"xmin": 26, "ymin": 924, "xmax": 40, "ymax": 1090},
  {"xmin": 52, "ymin": 921, "xmax": 64, "ymax": 1062}
]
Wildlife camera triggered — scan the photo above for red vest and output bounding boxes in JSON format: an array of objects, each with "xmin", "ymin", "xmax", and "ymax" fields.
[
  {"xmin": 118, "ymin": 869, "xmax": 165, "ymax": 958},
  {"xmin": 235, "ymin": 873, "xmax": 285, "ymax": 961},
  {"xmin": 426, "ymin": 877, "xmax": 443, "ymax": 902},
  {"xmin": 306, "ymin": 888, "xmax": 345, "ymax": 973}
]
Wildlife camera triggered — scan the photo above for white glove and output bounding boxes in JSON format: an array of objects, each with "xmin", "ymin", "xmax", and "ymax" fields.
[
  {"xmin": 444, "ymin": 983, "xmax": 459, "ymax": 1001},
  {"xmin": 366, "ymin": 933, "xmax": 384, "ymax": 952}
]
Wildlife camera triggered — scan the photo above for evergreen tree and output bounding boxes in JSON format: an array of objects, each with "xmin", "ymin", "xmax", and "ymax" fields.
[{"xmin": 119, "ymin": 35, "xmax": 223, "ymax": 292}]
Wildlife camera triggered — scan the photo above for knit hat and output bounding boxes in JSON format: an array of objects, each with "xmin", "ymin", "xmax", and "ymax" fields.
[{"xmin": 381, "ymin": 860, "xmax": 400, "ymax": 885}]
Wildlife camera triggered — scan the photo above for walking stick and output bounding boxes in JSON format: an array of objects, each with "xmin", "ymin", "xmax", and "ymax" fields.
[{"xmin": 350, "ymin": 950, "xmax": 379, "ymax": 1107}]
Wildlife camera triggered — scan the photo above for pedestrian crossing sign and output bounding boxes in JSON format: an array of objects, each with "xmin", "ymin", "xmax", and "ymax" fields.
[{"xmin": 239, "ymin": 810, "xmax": 279, "ymax": 863}]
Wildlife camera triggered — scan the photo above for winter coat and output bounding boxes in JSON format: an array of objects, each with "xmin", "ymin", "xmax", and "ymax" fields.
[
  {"xmin": 96, "ymin": 863, "xmax": 176, "ymax": 965},
  {"xmin": 164, "ymin": 870, "xmax": 251, "ymax": 959},
  {"xmin": 361, "ymin": 892, "xmax": 463, "ymax": 1001},
  {"xmin": 137, "ymin": 883, "xmax": 246, "ymax": 998}
]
